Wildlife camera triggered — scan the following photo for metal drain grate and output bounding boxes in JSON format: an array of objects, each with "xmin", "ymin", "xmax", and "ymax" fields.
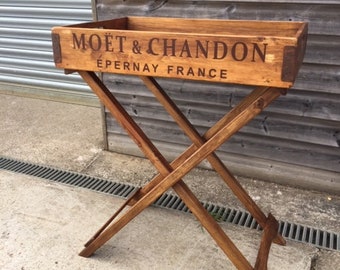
[{"xmin": 1, "ymin": 156, "xmax": 339, "ymax": 251}]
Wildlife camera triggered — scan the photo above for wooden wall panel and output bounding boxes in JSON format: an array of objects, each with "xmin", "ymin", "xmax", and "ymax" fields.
[{"xmin": 96, "ymin": 0, "xmax": 340, "ymax": 193}]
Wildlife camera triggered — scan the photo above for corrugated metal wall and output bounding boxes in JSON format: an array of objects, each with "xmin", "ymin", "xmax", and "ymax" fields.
[
  {"xmin": 0, "ymin": 0, "xmax": 95, "ymax": 105},
  {"xmin": 97, "ymin": 0, "xmax": 340, "ymax": 193}
]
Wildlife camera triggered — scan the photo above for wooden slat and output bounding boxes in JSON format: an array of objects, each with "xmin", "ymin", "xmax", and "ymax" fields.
[
  {"xmin": 106, "ymin": 104, "xmax": 340, "ymax": 148},
  {"xmin": 107, "ymin": 133, "xmax": 340, "ymax": 192},
  {"xmin": 104, "ymin": 74, "xmax": 340, "ymax": 117},
  {"xmin": 108, "ymin": 117, "xmax": 340, "ymax": 172},
  {"xmin": 106, "ymin": 85, "xmax": 340, "ymax": 122},
  {"xmin": 304, "ymin": 35, "xmax": 340, "ymax": 65}
]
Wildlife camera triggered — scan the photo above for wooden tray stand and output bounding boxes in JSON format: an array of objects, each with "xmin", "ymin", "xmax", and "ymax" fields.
[{"xmin": 52, "ymin": 17, "xmax": 308, "ymax": 270}]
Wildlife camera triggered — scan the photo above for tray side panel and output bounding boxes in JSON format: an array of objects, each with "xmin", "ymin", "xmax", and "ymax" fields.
[
  {"xmin": 52, "ymin": 25, "xmax": 301, "ymax": 87},
  {"xmin": 127, "ymin": 17, "xmax": 303, "ymax": 37},
  {"xmin": 282, "ymin": 23, "xmax": 308, "ymax": 82}
]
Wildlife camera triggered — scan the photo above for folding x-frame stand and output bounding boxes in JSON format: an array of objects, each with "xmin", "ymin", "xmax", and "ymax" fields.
[
  {"xmin": 76, "ymin": 71, "xmax": 287, "ymax": 270},
  {"xmin": 51, "ymin": 16, "xmax": 307, "ymax": 269}
]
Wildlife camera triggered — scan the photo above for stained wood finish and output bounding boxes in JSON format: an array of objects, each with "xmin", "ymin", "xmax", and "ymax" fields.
[
  {"xmin": 51, "ymin": 16, "xmax": 308, "ymax": 269},
  {"xmin": 77, "ymin": 71, "xmax": 253, "ymax": 269},
  {"xmin": 254, "ymin": 213, "xmax": 280, "ymax": 270},
  {"xmin": 139, "ymin": 75, "xmax": 285, "ymax": 246},
  {"xmin": 52, "ymin": 17, "xmax": 307, "ymax": 87},
  {"xmin": 76, "ymin": 71, "xmax": 285, "ymax": 269}
]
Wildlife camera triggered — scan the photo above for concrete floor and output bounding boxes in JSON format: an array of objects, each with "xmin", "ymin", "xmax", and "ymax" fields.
[{"xmin": 1, "ymin": 94, "xmax": 339, "ymax": 269}]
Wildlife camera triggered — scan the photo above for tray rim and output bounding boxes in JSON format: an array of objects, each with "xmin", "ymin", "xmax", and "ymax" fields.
[{"xmin": 52, "ymin": 16, "xmax": 307, "ymax": 40}]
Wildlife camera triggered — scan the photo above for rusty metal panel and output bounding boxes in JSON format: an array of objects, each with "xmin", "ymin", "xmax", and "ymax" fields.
[{"xmin": 99, "ymin": 1, "xmax": 340, "ymax": 192}]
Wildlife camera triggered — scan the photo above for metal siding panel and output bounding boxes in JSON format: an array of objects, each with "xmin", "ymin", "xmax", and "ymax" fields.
[
  {"xmin": 0, "ymin": 38, "xmax": 52, "ymax": 50},
  {"xmin": 99, "ymin": 1, "xmax": 340, "ymax": 191},
  {"xmin": 0, "ymin": 48, "xmax": 52, "ymax": 61},
  {"xmin": 3, "ymin": 1, "xmax": 91, "ymax": 8},
  {"xmin": 0, "ymin": 17, "xmax": 84, "ymax": 29},
  {"xmin": 0, "ymin": 7, "xmax": 91, "ymax": 20},
  {"xmin": 0, "ymin": 0, "xmax": 93, "ymax": 102}
]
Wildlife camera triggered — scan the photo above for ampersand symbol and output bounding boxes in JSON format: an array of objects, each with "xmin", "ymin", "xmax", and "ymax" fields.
[{"xmin": 132, "ymin": 40, "xmax": 142, "ymax": 54}]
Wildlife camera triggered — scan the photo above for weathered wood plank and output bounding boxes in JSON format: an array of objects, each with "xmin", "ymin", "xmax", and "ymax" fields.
[
  {"xmin": 108, "ymin": 133, "xmax": 340, "ymax": 194},
  {"xmin": 304, "ymin": 35, "xmax": 340, "ymax": 65},
  {"xmin": 105, "ymin": 99, "xmax": 340, "ymax": 147},
  {"xmin": 97, "ymin": 2, "xmax": 340, "ymax": 35},
  {"xmin": 107, "ymin": 120, "xmax": 340, "ymax": 173},
  {"xmin": 103, "ymin": 77, "xmax": 340, "ymax": 121},
  {"xmin": 97, "ymin": 1, "xmax": 340, "ymax": 191}
]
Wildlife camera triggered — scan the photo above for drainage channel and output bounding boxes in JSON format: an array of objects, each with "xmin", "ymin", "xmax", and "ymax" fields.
[{"xmin": 1, "ymin": 156, "xmax": 339, "ymax": 252}]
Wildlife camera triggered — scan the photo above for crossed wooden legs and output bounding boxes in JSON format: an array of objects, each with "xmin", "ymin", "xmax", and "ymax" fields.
[
  {"xmin": 138, "ymin": 76, "xmax": 285, "ymax": 247},
  {"xmin": 77, "ymin": 71, "xmax": 286, "ymax": 270}
]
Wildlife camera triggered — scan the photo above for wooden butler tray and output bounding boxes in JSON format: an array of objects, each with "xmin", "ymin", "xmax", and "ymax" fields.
[
  {"xmin": 52, "ymin": 16, "xmax": 307, "ymax": 87},
  {"xmin": 52, "ymin": 17, "xmax": 308, "ymax": 269}
]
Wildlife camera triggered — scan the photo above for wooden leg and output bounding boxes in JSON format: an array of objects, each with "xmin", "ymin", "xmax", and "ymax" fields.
[
  {"xmin": 78, "ymin": 71, "xmax": 253, "ymax": 269},
  {"xmin": 84, "ymin": 187, "xmax": 141, "ymax": 247},
  {"xmin": 138, "ymin": 76, "xmax": 285, "ymax": 246},
  {"xmin": 80, "ymin": 172, "xmax": 254, "ymax": 269},
  {"xmin": 77, "ymin": 71, "xmax": 283, "ymax": 269},
  {"xmin": 129, "ymin": 83, "xmax": 277, "ymax": 205},
  {"xmin": 254, "ymin": 213, "xmax": 280, "ymax": 270}
]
